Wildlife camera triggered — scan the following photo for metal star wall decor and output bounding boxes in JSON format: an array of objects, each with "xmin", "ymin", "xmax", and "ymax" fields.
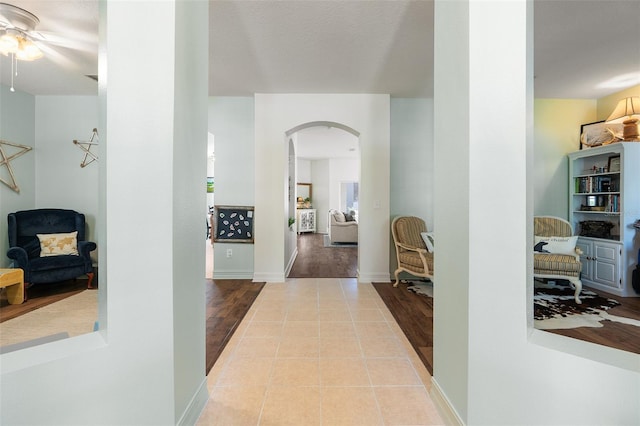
[
  {"xmin": 0, "ymin": 139, "xmax": 33, "ymax": 193},
  {"xmin": 73, "ymin": 128, "xmax": 99, "ymax": 168}
]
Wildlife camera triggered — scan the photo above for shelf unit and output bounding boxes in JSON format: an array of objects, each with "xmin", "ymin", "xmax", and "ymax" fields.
[{"xmin": 568, "ymin": 142, "xmax": 640, "ymax": 297}]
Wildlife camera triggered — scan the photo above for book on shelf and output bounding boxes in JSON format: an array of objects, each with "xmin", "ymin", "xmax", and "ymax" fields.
[{"xmin": 575, "ymin": 176, "xmax": 617, "ymax": 193}]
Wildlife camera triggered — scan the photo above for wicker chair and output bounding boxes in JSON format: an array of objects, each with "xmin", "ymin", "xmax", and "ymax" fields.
[
  {"xmin": 391, "ymin": 216, "xmax": 433, "ymax": 287},
  {"xmin": 534, "ymin": 216, "xmax": 583, "ymax": 303}
]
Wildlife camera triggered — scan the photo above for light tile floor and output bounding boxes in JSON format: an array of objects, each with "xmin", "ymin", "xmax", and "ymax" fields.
[{"xmin": 197, "ymin": 278, "xmax": 444, "ymax": 425}]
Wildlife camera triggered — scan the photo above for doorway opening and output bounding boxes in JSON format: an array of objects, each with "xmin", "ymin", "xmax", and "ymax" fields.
[
  {"xmin": 206, "ymin": 132, "xmax": 215, "ymax": 280},
  {"xmin": 284, "ymin": 121, "xmax": 360, "ymax": 278}
]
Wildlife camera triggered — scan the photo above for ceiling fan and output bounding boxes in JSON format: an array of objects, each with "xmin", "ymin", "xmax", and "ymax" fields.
[
  {"xmin": 0, "ymin": 2, "xmax": 44, "ymax": 91},
  {"xmin": 0, "ymin": 1, "xmax": 98, "ymax": 94}
]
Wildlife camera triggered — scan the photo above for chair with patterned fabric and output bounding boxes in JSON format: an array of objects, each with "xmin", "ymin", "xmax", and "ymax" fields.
[
  {"xmin": 534, "ymin": 216, "xmax": 583, "ymax": 303},
  {"xmin": 391, "ymin": 216, "xmax": 434, "ymax": 287}
]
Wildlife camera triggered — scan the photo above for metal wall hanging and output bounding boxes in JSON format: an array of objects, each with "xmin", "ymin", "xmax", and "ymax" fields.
[
  {"xmin": 0, "ymin": 139, "xmax": 33, "ymax": 193},
  {"xmin": 73, "ymin": 128, "xmax": 99, "ymax": 168}
]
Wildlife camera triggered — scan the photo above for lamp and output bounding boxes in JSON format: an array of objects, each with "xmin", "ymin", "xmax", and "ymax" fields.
[
  {"xmin": 606, "ymin": 97, "xmax": 640, "ymax": 141},
  {"xmin": 0, "ymin": 3, "xmax": 43, "ymax": 91}
]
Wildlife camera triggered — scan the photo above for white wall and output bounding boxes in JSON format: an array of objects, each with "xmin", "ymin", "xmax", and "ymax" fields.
[
  {"xmin": 1, "ymin": 2, "xmax": 209, "ymax": 424},
  {"xmin": 0, "ymin": 85, "xmax": 36, "ymax": 268},
  {"xmin": 390, "ymin": 98, "xmax": 434, "ymax": 275},
  {"xmin": 433, "ymin": 2, "xmax": 639, "ymax": 424},
  {"xmin": 297, "ymin": 158, "xmax": 311, "ymax": 182},
  {"xmin": 534, "ymin": 99, "xmax": 595, "ymax": 219},
  {"xmin": 35, "ymin": 96, "xmax": 99, "ymax": 262},
  {"xmin": 311, "ymin": 159, "xmax": 330, "ymax": 233},
  {"xmin": 208, "ymin": 97, "xmax": 255, "ymax": 279},
  {"xmin": 254, "ymin": 94, "xmax": 390, "ymax": 283}
]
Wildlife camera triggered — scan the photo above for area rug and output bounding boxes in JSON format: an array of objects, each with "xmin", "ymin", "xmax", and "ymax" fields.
[
  {"xmin": 534, "ymin": 282, "xmax": 640, "ymax": 330},
  {"xmin": 0, "ymin": 290, "xmax": 97, "ymax": 349},
  {"xmin": 406, "ymin": 280, "xmax": 434, "ymax": 298},
  {"xmin": 323, "ymin": 234, "xmax": 358, "ymax": 248}
]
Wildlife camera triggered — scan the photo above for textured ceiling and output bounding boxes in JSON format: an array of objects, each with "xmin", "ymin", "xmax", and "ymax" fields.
[
  {"xmin": 0, "ymin": 1, "xmax": 638, "ymax": 99},
  {"xmin": 209, "ymin": 0, "xmax": 433, "ymax": 97}
]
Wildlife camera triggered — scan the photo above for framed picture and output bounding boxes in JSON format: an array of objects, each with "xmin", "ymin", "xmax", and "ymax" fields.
[
  {"xmin": 579, "ymin": 120, "xmax": 624, "ymax": 149},
  {"xmin": 608, "ymin": 155, "xmax": 621, "ymax": 173},
  {"xmin": 207, "ymin": 177, "xmax": 214, "ymax": 193},
  {"xmin": 213, "ymin": 205, "xmax": 254, "ymax": 243}
]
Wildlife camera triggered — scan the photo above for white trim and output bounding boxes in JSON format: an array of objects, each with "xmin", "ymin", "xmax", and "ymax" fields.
[
  {"xmin": 212, "ymin": 271, "xmax": 254, "ymax": 280},
  {"xmin": 357, "ymin": 272, "xmax": 390, "ymax": 283},
  {"xmin": 430, "ymin": 377, "xmax": 464, "ymax": 426},
  {"xmin": 529, "ymin": 328, "xmax": 639, "ymax": 373},
  {"xmin": 177, "ymin": 377, "xmax": 209, "ymax": 426},
  {"xmin": 253, "ymin": 272, "xmax": 286, "ymax": 283},
  {"xmin": 285, "ymin": 248, "xmax": 298, "ymax": 277}
]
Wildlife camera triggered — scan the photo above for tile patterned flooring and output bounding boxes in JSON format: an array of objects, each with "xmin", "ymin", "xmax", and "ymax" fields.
[{"xmin": 197, "ymin": 278, "xmax": 444, "ymax": 425}]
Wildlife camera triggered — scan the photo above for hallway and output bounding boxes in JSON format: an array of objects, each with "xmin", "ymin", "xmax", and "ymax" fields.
[
  {"xmin": 288, "ymin": 233, "xmax": 358, "ymax": 278},
  {"xmin": 197, "ymin": 278, "xmax": 443, "ymax": 425}
]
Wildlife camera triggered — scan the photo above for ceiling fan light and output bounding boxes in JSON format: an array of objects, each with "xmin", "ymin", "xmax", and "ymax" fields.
[
  {"xmin": 0, "ymin": 32, "xmax": 19, "ymax": 54},
  {"xmin": 15, "ymin": 36, "xmax": 42, "ymax": 61}
]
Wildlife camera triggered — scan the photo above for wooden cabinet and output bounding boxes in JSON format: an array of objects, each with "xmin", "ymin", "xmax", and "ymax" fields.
[
  {"xmin": 575, "ymin": 237, "xmax": 621, "ymax": 291},
  {"xmin": 297, "ymin": 209, "xmax": 316, "ymax": 233},
  {"xmin": 569, "ymin": 143, "xmax": 640, "ymax": 297}
]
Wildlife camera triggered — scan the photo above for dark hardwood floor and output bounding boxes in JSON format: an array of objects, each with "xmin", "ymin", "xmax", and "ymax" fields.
[
  {"xmin": 372, "ymin": 280, "xmax": 434, "ymax": 374},
  {"xmin": 205, "ymin": 279, "xmax": 264, "ymax": 373},
  {"xmin": 544, "ymin": 285, "xmax": 640, "ymax": 354},
  {"xmin": 288, "ymin": 233, "xmax": 357, "ymax": 278}
]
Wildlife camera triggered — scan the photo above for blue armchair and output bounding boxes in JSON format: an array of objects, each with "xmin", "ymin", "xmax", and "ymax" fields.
[{"xmin": 7, "ymin": 209, "xmax": 96, "ymax": 292}]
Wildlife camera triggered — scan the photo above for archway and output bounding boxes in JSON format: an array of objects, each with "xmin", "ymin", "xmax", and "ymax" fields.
[{"xmin": 284, "ymin": 121, "xmax": 361, "ymax": 278}]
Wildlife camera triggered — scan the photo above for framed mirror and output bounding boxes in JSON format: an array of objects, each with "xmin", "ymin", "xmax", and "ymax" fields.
[
  {"xmin": 297, "ymin": 182, "xmax": 312, "ymax": 200},
  {"xmin": 297, "ymin": 182, "xmax": 312, "ymax": 208}
]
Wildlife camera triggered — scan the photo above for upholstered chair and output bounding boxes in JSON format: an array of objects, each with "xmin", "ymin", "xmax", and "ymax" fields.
[
  {"xmin": 533, "ymin": 216, "xmax": 583, "ymax": 303},
  {"xmin": 391, "ymin": 216, "xmax": 433, "ymax": 287},
  {"xmin": 7, "ymin": 209, "xmax": 97, "ymax": 293}
]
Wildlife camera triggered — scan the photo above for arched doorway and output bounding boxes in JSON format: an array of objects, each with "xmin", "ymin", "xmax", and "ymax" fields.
[{"xmin": 284, "ymin": 121, "xmax": 361, "ymax": 278}]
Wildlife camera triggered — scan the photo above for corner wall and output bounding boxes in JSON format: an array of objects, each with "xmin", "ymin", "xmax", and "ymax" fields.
[
  {"xmin": 390, "ymin": 98, "xmax": 434, "ymax": 275},
  {"xmin": 35, "ymin": 96, "xmax": 99, "ymax": 262},
  {"xmin": 1, "ymin": 2, "xmax": 209, "ymax": 423},
  {"xmin": 533, "ymin": 99, "xmax": 595, "ymax": 218},
  {"xmin": 0, "ymin": 85, "xmax": 36, "ymax": 267},
  {"xmin": 208, "ymin": 97, "xmax": 255, "ymax": 279},
  {"xmin": 433, "ymin": 2, "xmax": 639, "ymax": 424}
]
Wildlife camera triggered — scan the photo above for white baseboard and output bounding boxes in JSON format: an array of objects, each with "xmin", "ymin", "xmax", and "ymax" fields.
[
  {"xmin": 285, "ymin": 248, "xmax": 298, "ymax": 277},
  {"xmin": 253, "ymin": 272, "xmax": 286, "ymax": 283},
  {"xmin": 430, "ymin": 377, "xmax": 464, "ymax": 426},
  {"xmin": 212, "ymin": 270, "xmax": 254, "ymax": 280},
  {"xmin": 177, "ymin": 376, "xmax": 209, "ymax": 426},
  {"xmin": 357, "ymin": 272, "xmax": 391, "ymax": 283}
]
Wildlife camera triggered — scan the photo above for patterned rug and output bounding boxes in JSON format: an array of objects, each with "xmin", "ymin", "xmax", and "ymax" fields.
[
  {"xmin": 534, "ymin": 282, "xmax": 640, "ymax": 330},
  {"xmin": 405, "ymin": 281, "xmax": 433, "ymax": 298}
]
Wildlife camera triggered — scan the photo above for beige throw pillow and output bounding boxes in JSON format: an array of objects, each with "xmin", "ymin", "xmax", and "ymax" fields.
[{"xmin": 37, "ymin": 231, "xmax": 79, "ymax": 257}]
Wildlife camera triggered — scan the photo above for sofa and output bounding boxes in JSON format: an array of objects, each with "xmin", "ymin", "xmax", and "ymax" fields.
[
  {"xmin": 328, "ymin": 209, "xmax": 358, "ymax": 244},
  {"xmin": 7, "ymin": 209, "xmax": 97, "ymax": 291}
]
